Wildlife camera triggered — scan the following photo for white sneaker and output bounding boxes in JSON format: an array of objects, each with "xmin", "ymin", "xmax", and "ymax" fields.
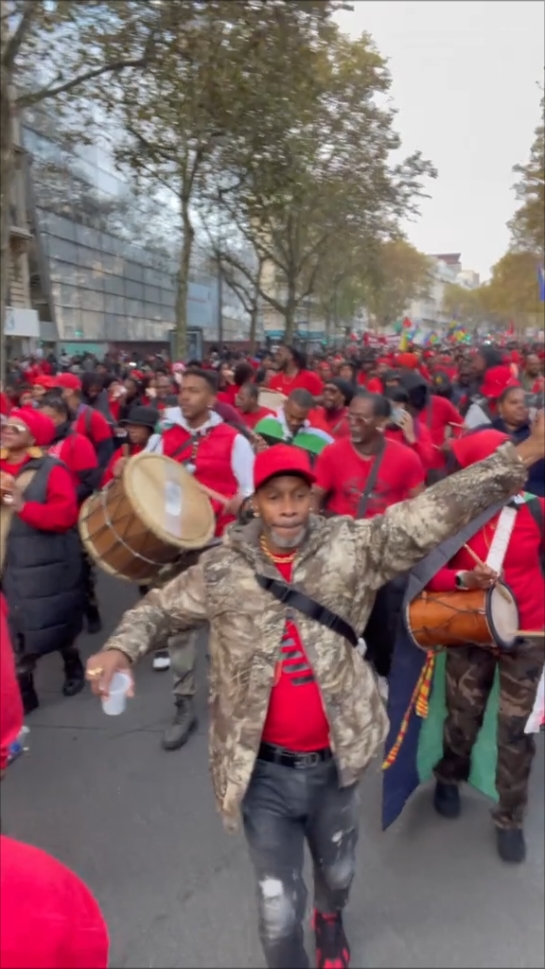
[{"xmin": 153, "ymin": 650, "xmax": 171, "ymax": 671}]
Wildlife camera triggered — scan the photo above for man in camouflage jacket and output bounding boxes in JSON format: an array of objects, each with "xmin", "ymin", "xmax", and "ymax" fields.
[{"xmin": 86, "ymin": 427, "xmax": 541, "ymax": 969}]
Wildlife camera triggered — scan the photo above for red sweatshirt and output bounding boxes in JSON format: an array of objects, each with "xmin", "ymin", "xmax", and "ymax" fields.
[
  {"xmin": 428, "ymin": 500, "xmax": 545, "ymax": 630},
  {"xmin": 385, "ymin": 422, "xmax": 436, "ymax": 471},
  {"xmin": 48, "ymin": 432, "xmax": 98, "ymax": 506},
  {"xmin": 262, "ymin": 555, "xmax": 330, "ymax": 751},
  {"xmin": 0, "ymin": 836, "xmax": 109, "ymax": 969},
  {"xmin": 418, "ymin": 396, "xmax": 464, "ymax": 471},
  {"xmin": 0, "ymin": 456, "xmax": 79, "ymax": 532}
]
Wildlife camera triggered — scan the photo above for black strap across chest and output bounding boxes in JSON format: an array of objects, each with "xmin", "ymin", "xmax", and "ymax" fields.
[
  {"xmin": 254, "ymin": 573, "xmax": 359, "ymax": 648},
  {"xmin": 356, "ymin": 438, "xmax": 386, "ymax": 519}
]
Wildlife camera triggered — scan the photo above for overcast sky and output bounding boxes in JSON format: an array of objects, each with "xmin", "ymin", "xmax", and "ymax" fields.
[{"xmin": 335, "ymin": 0, "xmax": 544, "ymax": 281}]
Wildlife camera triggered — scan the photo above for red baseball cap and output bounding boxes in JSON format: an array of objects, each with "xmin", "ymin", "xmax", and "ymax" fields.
[
  {"xmin": 55, "ymin": 373, "xmax": 82, "ymax": 391},
  {"xmin": 254, "ymin": 444, "xmax": 316, "ymax": 491}
]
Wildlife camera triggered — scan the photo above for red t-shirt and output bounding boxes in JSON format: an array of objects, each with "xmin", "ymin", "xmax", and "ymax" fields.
[
  {"xmin": 238, "ymin": 406, "xmax": 274, "ymax": 430},
  {"xmin": 268, "ymin": 369, "xmax": 323, "ymax": 398},
  {"xmin": 315, "ymin": 437, "xmax": 425, "ymax": 519},
  {"xmin": 217, "ymin": 385, "xmax": 238, "ymax": 408},
  {"xmin": 428, "ymin": 500, "xmax": 545, "ymax": 631},
  {"xmin": 385, "ymin": 423, "xmax": 436, "ymax": 471},
  {"xmin": 261, "ymin": 556, "xmax": 330, "ymax": 751},
  {"xmin": 357, "ymin": 374, "xmax": 383, "ymax": 394},
  {"xmin": 311, "ymin": 406, "xmax": 350, "ymax": 440}
]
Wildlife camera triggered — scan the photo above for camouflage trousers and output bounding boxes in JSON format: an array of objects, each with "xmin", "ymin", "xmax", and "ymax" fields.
[
  {"xmin": 140, "ymin": 549, "xmax": 203, "ymax": 699},
  {"xmin": 434, "ymin": 640, "xmax": 545, "ymax": 829}
]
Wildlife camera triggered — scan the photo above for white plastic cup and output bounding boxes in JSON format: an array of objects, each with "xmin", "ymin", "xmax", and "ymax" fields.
[{"xmin": 101, "ymin": 671, "xmax": 132, "ymax": 716}]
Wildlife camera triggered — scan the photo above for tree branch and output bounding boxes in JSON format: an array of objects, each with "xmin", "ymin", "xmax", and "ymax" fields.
[{"xmin": 2, "ymin": 0, "xmax": 37, "ymax": 70}]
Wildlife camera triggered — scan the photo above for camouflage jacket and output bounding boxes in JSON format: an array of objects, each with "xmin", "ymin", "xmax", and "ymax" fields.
[{"xmin": 103, "ymin": 442, "xmax": 527, "ymax": 830}]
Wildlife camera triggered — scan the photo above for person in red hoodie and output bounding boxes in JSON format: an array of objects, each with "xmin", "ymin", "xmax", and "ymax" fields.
[
  {"xmin": 0, "ymin": 597, "xmax": 109, "ymax": 969},
  {"xmin": 429, "ymin": 429, "xmax": 544, "ymax": 864},
  {"xmin": 0, "ymin": 408, "xmax": 84, "ymax": 713},
  {"xmin": 54, "ymin": 373, "xmax": 114, "ymax": 476}
]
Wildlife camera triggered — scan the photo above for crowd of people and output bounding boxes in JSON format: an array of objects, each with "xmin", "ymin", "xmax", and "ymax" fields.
[{"xmin": 1, "ymin": 335, "xmax": 544, "ymax": 969}]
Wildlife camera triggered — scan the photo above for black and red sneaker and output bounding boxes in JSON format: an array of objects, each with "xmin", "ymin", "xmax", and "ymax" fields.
[{"xmin": 313, "ymin": 909, "xmax": 350, "ymax": 969}]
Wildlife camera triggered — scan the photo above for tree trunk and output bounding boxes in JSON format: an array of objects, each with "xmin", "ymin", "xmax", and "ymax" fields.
[
  {"xmin": 248, "ymin": 301, "xmax": 258, "ymax": 355},
  {"xmin": 174, "ymin": 198, "xmax": 194, "ymax": 360},
  {"xmin": 0, "ymin": 75, "xmax": 14, "ymax": 380},
  {"xmin": 284, "ymin": 284, "xmax": 297, "ymax": 343}
]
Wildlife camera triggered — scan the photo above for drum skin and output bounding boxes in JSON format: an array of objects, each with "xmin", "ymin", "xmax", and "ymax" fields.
[
  {"xmin": 406, "ymin": 585, "xmax": 518, "ymax": 652},
  {"xmin": 78, "ymin": 452, "xmax": 215, "ymax": 584}
]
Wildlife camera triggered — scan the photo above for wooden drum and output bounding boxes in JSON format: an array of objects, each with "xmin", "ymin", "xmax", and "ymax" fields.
[
  {"xmin": 79, "ymin": 452, "xmax": 215, "ymax": 584},
  {"xmin": 406, "ymin": 584, "xmax": 520, "ymax": 653}
]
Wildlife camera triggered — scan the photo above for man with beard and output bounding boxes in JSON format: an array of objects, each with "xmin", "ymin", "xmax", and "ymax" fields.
[
  {"xmin": 86, "ymin": 423, "xmax": 543, "ymax": 969},
  {"xmin": 268, "ymin": 344, "xmax": 323, "ymax": 399}
]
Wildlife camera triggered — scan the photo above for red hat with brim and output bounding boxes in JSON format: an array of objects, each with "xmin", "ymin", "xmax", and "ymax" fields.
[{"xmin": 254, "ymin": 444, "xmax": 316, "ymax": 491}]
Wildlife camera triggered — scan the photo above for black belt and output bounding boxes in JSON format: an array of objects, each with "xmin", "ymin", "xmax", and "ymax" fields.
[{"xmin": 258, "ymin": 741, "xmax": 333, "ymax": 770}]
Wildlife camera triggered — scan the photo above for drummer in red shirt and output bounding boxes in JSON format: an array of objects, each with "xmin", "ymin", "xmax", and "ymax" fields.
[
  {"xmin": 427, "ymin": 429, "xmax": 544, "ymax": 865},
  {"xmin": 312, "ymin": 391, "xmax": 425, "ymax": 519},
  {"xmin": 268, "ymin": 344, "xmax": 323, "ymax": 399},
  {"xmin": 235, "ymin": 382, "xmax": 274, "ymax": 430},
  {"xmin": 102, "ymin": 406, "xmax": 160, "ymax": 486},
  {"xmin": 311, "ymin": 379, "xmax": 352, "ymax": 440},
  {"xmin": 151, "ymin": 368, "xmax": 255, "ymax": 751}
]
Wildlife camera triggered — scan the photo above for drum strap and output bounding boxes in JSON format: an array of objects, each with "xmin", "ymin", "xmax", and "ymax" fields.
[
  {"xmin": 254, "ymin": 573, "xmax": 359, "ymax": 647},
  {"xmin": 526, "ymin": 498, "xmax": 545, "ymax": 577},
  {"xmin": 356, "ymin": 438, "xmax": 386, "ymax": 519},
  {"xmin": 485, "ymin": 505, "xmax": 517, "ymax": 573}
]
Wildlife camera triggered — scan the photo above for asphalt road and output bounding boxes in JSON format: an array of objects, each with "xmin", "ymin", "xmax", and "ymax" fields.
[{"xmin": 2, "ymin": 572, "xmax": 544, "ymax": 969}]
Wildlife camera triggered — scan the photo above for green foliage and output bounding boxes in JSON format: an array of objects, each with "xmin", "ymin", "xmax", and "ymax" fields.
[
  {"xmin": 362, "ymin": 239, "xmax": 432, "ymax": 329},
  {"xmin": 508, "ymin": 89, "xmax": 544, "ymax": 258}
]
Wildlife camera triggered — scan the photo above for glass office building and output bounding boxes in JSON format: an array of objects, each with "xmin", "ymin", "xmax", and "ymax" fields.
[{"xmin": 22, "ymin": 105, "xmax": 218, "ymax": 357}]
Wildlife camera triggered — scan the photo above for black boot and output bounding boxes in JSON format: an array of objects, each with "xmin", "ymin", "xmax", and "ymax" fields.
[
  {"xmin": 433, "ymin": 780, "xmax": 461, "ymax": 819},
  {"xmin": 61, "ymin": 648, "xmax": 85, "ymax": 697},
  {"xmin": 18, "ymin": 672, "xmax": 39, "ymax": 716},
  {"xmin": 86, "ymin": 603, "xmax": 103, "ymax": 635},
  {"xmin": 162, "ymin": 697, "xmax": 198, "ymax": 751},
  {"xmin": 496, "ymin": 827, "xmax": 526, "ymax": 863}
]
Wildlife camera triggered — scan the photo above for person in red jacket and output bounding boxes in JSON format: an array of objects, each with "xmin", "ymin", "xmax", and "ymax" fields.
[
  {"xmin": 54, "ymin": 373, "xmax": 114, "ymax": 475},
  {"xmin": 0, "ymin": 408, "xmax": 84, "ymax": 712},
  {"xmin": 268, "ymin": 344, "xmax": 323, "ymax": 398},
  {"xmin": 429, "ymin": 429, "xmax": 544, "ymax": 864},
  {"xmin": 384, "ymin": 385, "xmax": 436, "ymax": 471},
  {"xmin": 152, "ymin": 368, "xmax": 255, "ymax": 750}
]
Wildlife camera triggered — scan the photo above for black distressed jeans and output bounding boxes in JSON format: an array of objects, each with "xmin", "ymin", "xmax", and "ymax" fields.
[{"xmin": 242, "ymin": 757, "xmax": 359, "ymax": 969}]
